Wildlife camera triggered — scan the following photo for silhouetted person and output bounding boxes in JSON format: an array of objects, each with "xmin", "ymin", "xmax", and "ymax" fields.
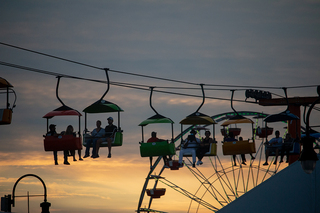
[
  {"xmin": 94, "ymin": 117, "xmax": 117, "ymax": 158},
  {"xmin": 179, "ymin": 129, "xmax": 200, "ymax": 168},
  {"xmin": 280, "ymin": 133, "xmax": 294, "ymax": 163},
  {"xmin": 83, "ymin": 120, "xmax": 105, "ymax": 158},
  {"xmin": 196, "ymin": 130, "xmax": 215, "ymax": 165},
  {"xmin": 46, "ymin": 124, "xmax": 69, "ymax": 165},
  {"xmin": 64, "ymin": 125, "xmax": 83, "ymax": 162},
  {"xmin": 147, "ymin": 131, "xmax": 168, "ymax": 169},
  {"xmin": 224, "ymin": 132, "xmax": 238, "ymax": 166},
  {"xmin": 263, "ymin": 130, "xmax": 283, "ymax": 165}
]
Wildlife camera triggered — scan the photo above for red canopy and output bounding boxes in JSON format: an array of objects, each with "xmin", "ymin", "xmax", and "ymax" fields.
[
  {"xmin": 43, "ymin": 105, "xmax": 82, "ymax": 118},
  {"xmin": 43, "ymin": 110, "xmax": 82, "ymax": 118}
]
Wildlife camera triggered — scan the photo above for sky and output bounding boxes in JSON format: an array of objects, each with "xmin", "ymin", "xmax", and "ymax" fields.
[{"xmin": 0, "ymin": 0, "xmax": 320, "ymax": 212}]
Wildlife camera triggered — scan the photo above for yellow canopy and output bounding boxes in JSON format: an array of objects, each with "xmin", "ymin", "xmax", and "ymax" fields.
[
  {"xmin": 180, "ymin": 116, "xmax": 217, "ymax": 125},
  {"xmin": 0, "ymin": 77, "xmax": 13, "ymax": 88},
  {"xmin": 221, "ymin": 118, "xmax": 254, "ymax": 126}
]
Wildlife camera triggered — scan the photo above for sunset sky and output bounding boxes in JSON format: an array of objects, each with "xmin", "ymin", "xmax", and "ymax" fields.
[{"xmin": 1, "ymin": 1, "xmax": 320, "ymax": 213}]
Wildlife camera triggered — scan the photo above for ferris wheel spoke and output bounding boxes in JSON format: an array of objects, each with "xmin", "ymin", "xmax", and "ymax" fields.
[
  {"xmin": 184, "ymin": 161, "xmax": 230, "ymax": 207},
  {"xmin": 157, "ymin": 177, "xmax": 220, "ymax": 212}
]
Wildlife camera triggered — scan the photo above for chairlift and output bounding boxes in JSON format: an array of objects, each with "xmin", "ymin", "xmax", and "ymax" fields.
[
  {"xmin": 179, "ymin": 84, "xmax": 217, "ymax": 158},
  {"xmin": 221, "ymin": 90, "xmax": 256, "ymax": 156},
  {"xmin": 263, "ymin": 88, "xmax": 300, "ymax": 158},
  {"xmin": 0, "ymin": 77, "xmax": 16, "ymax": 125},
  {"xmin": 139, "ymin": 87, "xmax": 175, "ymax": 158},
  {"xmin": 82, "ymin": 68, "xmax": 124, "ymax": 148},
  {"xmin": 43, "ymin": 76, "xmax": 82, "ymax": 151}
]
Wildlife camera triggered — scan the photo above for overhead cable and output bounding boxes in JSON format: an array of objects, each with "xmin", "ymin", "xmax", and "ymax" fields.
[{"xmin": 1, "ymin": 42, "xmax": 318, "ymax": 90}]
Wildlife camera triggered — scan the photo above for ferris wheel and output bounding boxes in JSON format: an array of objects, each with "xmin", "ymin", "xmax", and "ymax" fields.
[{"xmin": 136, "ymin": 88, "xmax": 298, "ymax": 213}]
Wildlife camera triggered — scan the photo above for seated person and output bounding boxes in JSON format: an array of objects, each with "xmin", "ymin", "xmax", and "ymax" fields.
[
  {"xmin": 224, "ymin": 132, "xmax": 239, "ymax": 166},
  {"xmin": 179, "ymin": 129, "xmax": 200, "ymax": 168},
  {"xmin": 64, "ymin": 125, "xmax": 83, "ymax": 162},
  {"xmin": 235, "ymin": 137, "xmax": 255, "ymax": 166},
  {"xmin": 196, "ymin": 130, "xmax": 215, "ymax": 166},
  {"xmin": 147, "ymin": 131, "xmax": 168, "ymax": 169},
  {"xmin": 263, "ymin": 130, "xmax": 283, "ymax": 165},
  {"xmin": 46, "ymin": 124, "xmax": 69, "ymax": 165},
  {"xmin": 94, "ymin": 117, "xmax": 117, "ymax": 158},
  {"xmin": 280, "ymin": 133, "xmax": 294, "ymax": 163},
  {"xmin": 83, "ymin": 120, "xmax": 105, "ymax": 158}
]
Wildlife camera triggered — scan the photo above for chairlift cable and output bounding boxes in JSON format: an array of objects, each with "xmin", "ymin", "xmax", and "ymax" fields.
[
  {"xmin": 1, "ymin": 42, "xmax": 319, "ymax": 90},
  {"xmin": 0, "ymin": 60, "xmax": 258, "ymax": 103}
]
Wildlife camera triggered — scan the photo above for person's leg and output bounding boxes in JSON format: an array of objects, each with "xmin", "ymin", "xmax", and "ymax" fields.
[
  {"xmin": 53, "ymin": 151, "xmax": 58, "ymax": 165},
  {"xmin": 92, "ymin": 139, "xmax": 98, "ymax": 156},
  {"xmin": 191, "ymin": 149, "xmax": 196, "ymax": 167},
  {"xmin": 107, "ymin": 138, "xmax": 112, "ymax": 158},
  {"xmin": 233, "ymin": 155, "xmax": 237, "ymax": 166},
  {"xmin": 84, "ymin": 139, "xmax": 91, "ymax": 157},
  {"xmin": 280, "ymin": 145, "xmax": 285, "ymax": 162},
  {"xmin": 95, "ymin": 138, "xmax": 102, "ymax": 156},
  {"xmin": 264, "ymin": 148, "xmax": 269, "ymax": 165},
  {"xmin": 71, "ymin": 150, "xmax": 76, "ymax": 161},
  {"xmin": 149, "ymin": 157, "xmax": 153, "ymax": 169},
  {"xmin": 241, "ymin": 154, "xmax": 246, "ymax": 164},
  {"xmin": 63, "ymin": 150, "xmax": 70, "ymax": 165},
  {"xmin": 178, "ymin": 149, "xmax": 184, "ymax": 164},
  {"xmin": 78, "ymin": 149, "xmax": 83, "ymax": 160},
  {"xmin": 286, "ymin": 148, "xmax": 290, "ymax": 163},
  {"xmin": 274, "ymin": 148, "xmax": 279, "ymax": 164},
  {"xmin": 94, "ymin": 139, "xmax": 102, "ymax": 157}
]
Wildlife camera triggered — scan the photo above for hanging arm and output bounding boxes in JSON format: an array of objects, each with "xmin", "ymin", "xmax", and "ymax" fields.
[
  {"xmin": 56, "ymin": 76, "xmax": 66, "ymax": 106},
  {"xmin": 195, "ymin": 84, "xmax": 205, "ymax": 113},
  {"xmin": 149, "ymin": 87, "xmax": 159, "ymax": 115},
  {"xmin": 282, "ymin": 87, "xmax": 290, "ymax": 112},
  {"xmin": 230, "ymin": 90, "xmax": 238, "ymax": 115},
  {"xmin": 99, "ymin": 68, "xmax": 110, "ymax": 101}
]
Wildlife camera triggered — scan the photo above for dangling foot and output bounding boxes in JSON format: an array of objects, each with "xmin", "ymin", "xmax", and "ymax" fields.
[
  {"xmin": 55, "ymin": 161, "xmax": 58, "ymax": 165},
  {"xmin": 192, "ymin": 163, "xmax": 196, "ymax": 168},
  {"xmin": 273, "ymin": 161, "xmax": 277, "ymax": 165},
  {"xmin": 83, "ymin": 155, "xmax": 89, "ymax": 158},
  {"xmin": 263, "ymin": 162, "xmax": 268, "ymax": 166},
  {"xmin": 64, "ymin": 161, "xmax": 70, "ymax": 165},
  {"xmin": 242, "ymin": 161, "xmax": 246, "ymax": 165},
  {"xmin": 79, "ymin": 158, "xmax": 83, "ymax": 161},
  {"xmin": 108, "ymin": 153, "xmax": 111, "ymax": 158}
]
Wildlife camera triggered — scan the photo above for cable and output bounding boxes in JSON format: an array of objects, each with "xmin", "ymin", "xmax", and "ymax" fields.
[
  {"xmin": 1, "ymin": 42, "xmax": 319, "ymax": 90},
  {"xmin": 0, "ymin": 60, "xmax": 248, "ymax": 103}
]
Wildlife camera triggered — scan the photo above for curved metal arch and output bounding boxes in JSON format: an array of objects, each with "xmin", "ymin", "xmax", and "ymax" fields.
[{"xmin": 12, "ymin": 174, "xmax": 48, "ymax": 207}]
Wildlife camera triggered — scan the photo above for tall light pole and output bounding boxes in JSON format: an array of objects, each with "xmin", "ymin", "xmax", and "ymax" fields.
[{"xmin": 1, "ymin": 174, "xmax": 51, "ymax": 213}]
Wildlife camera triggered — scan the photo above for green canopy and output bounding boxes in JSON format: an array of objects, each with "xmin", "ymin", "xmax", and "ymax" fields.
[
  {"xmin": 139, "ymin": 114, "xmax": 174, "ymax": 126},
  {"xmin": 83, "ymin": 100, "xmax": 123, "ymax": 113}
]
